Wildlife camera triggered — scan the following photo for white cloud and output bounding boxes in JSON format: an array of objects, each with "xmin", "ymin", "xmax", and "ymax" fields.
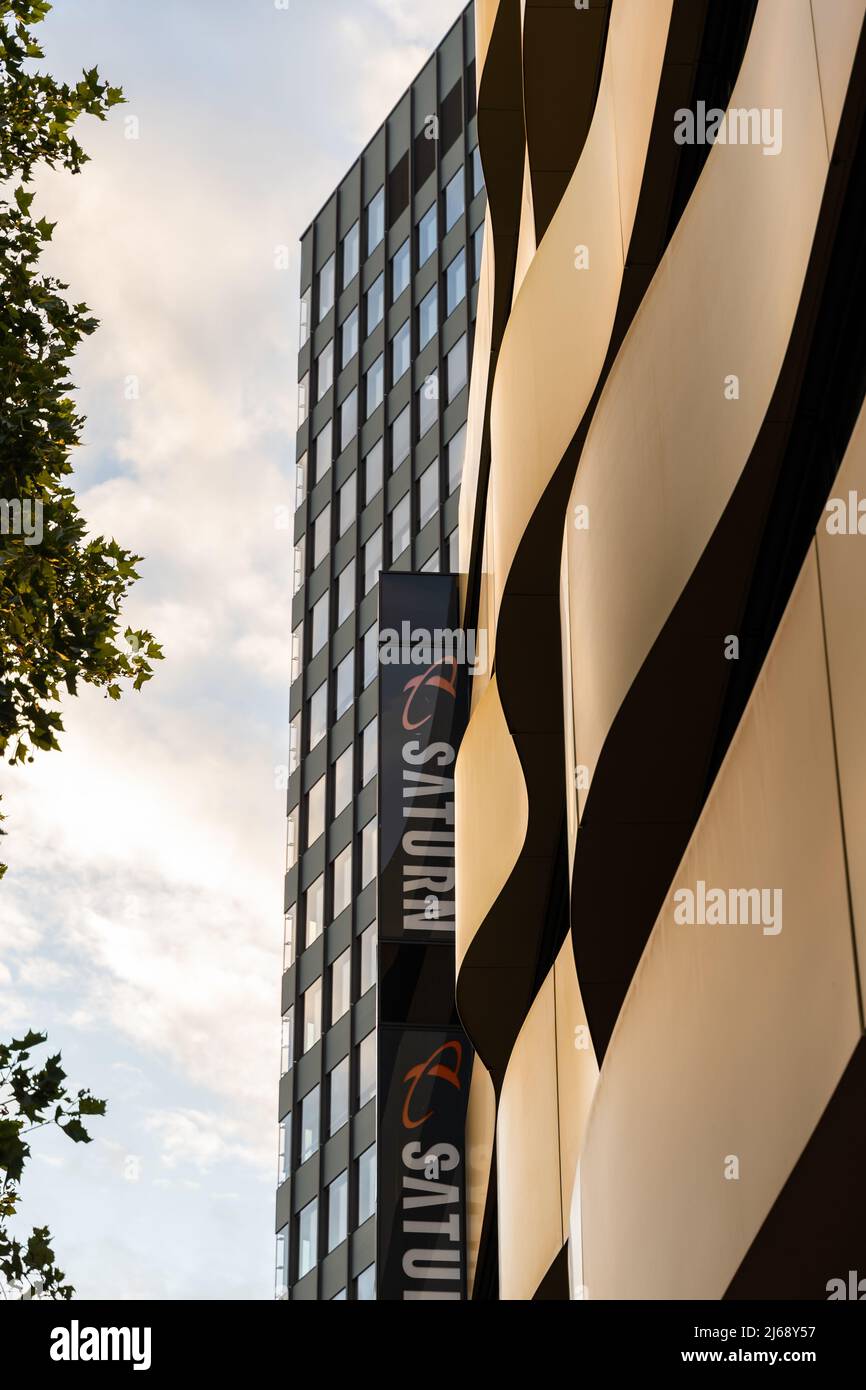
[{"xmin": 145, "ymin": 1107, "xmax": 269, "ymax": 1175}]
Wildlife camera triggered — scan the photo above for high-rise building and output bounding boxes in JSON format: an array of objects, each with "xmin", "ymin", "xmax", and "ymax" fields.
[
  {"xmin": 455, "ymin": 0, "xmax": 866, "ymax": 1301},
  {"xmin": 280, "ymin": 0, "xmax": 866, "ymax": 1304},
  {"xmin": 276, "ymin": 4, "xmax": 484, "ymax": 1302}
]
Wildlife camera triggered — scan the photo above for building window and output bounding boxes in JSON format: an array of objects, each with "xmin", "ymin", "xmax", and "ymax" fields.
[
  {"xmin": 297, "ymin": 373, "xmax": 308, "ymax": 427},
  {"xmin": 313, "ymin": 418, "xmax": 332, "ymax": 485},
  {"xmin": 298, "ymin": 1197, "xmax": 318, "ymax": 1278},
  {"xmin": 358, "ymin": 1032, "xmax": 376, "ymax": 1109},
  {"xmin": 391, "ymin": 319, "xmax": 410, "ymax": 382},
  {"xmin": 417, "ymin": 378, "xmax": 438, "ymax": 440},
  {"xmin": 333, "ymin": 746, "xmax": 353, "ymax": 818},
  {"xmin": 305, "ymin": 874, "xmax": 324, "ymax": 946},
  {"xmin": 447, "ymin": 334, "xmax": 467, "ymax": 402},
  {"xmin": 417, "ymin": 467, "xmax": 436, "ymax": 530},
  {"xmin": 391, "ymin": 404, "xmax": 411, "ymax": 471},
  {"xmin": 448, "ymin": 424, "xmax": 466, "ymax": 494},
  {"xmin": 283, "ymin": 909, "xmax": 296, "ymax": 972},
  {"xmin": 363, "ymin": 439, "xmax": 383, "ymax": 504},
  {"xmin": 341, "ymin": 305, "xmax": 359, "ymax": 368},
  {"xmin": 328, "ymin": 1171, "xmax": 349, "ymax": 1253},
  {"xmin": 421, "ymin": 548, "xmax": 440, "ymax": 573},
  {"xmin": 335, "ymin": 651, "xmax": 354, "ymax": 719},
  {"xmin": 303, "ymin": 978, "xmax": 322, "ymax": 1053},
  {"xmin": 331, "ymin": 947, "xmax": 351, "ymax": 1024},
  {"xmin": 312, "ymin": 504, "xmax": 331, "ymax": 570},
  {"xmin": 472, "ymin": 144, "xmax": 484, "ymax": 197},
  {"xmin": 444, "ymin": 168, "xmax": 465, "ymax": 231},
  {"xmin": 418, "ymin": 285, "xmax": 438, "ymax": 348},
  {"xmin": 366, "ymin": 272, "xmax": 385, "ymax": 335},
  {"xmin": 391, "ymin": 237, "xmax": 410, "ymax": 300},
  {"xmin": 357, "ymin": 1144, "xmax": 376, "ymax": 1224},
  {"xmin": 367, "ymin": 186, "xmax": 385, "ymax": 253},
  {"xmin": 280, "ymin": 1006, "xmax": 294, "ymax": 1075},
  {"xmin": 472, "ymin": 222, "xmax": 483, "ymax": 282},
  {"xmin": 362, "ymin": 623, "xmax": 378, "ymax": 689},
  {"xmin": 316, "ymin": 339, "xmax": 334, "ymax": 401},
  {"xmin": 445, "ymin": 248, "xmax": 467, "ymax": 317},
  {"xmin": 292, "ymin": 537, "xmax": 305, "ymax": 596},
  {"xmin": 366, "ymin": 353, "xmax": 384, "ymax": 417},
  {"xmin": 278, "ymin": 1114, "xmax": 291, "ymax": 1186},
  {"xmin": 329, "ymin": 1057, "xmax": 349, "ymax": 1136},
  {"xmin": 361, "ymin": 719, "xmax": 377, "ymax": 787},
  {"xmin": 299, "ymin": 287, "xmax": 311, "ymax": 347},
  {"xmin": 361, "ymin": 820, "xmax": 377, "ymax": 888},
  {"xmin": 275, "ymin": 1224, "xmax": 289, "ymax": 1300},
  {"xmin": 289, "ymin": 710, "xmax": 301, "ymax": 774},
  {"xmin": 340, "ymin": 388, "xmax": 358, "ymax": 450},
  {"xmin": 285, "ymin": 805, "xmax": 298, "ymax": 870},
  {"xmin": 306, "ymin": 775, "xmax": 325, "ymax": 849},
  {"xmin": 418, "ymin": 203, "xmax": 437, "ymax": 266},
  {"xmin": 318, "ymin": 254, "xmax": 335, "ymax": 322},
  {"xmin": 390, "ymin": 494, "xmax": 410, "ymax": 561},
  {"xmin": 337, "ymin": 559, "xmax": 355, "ymax": 627},
  {"xmin": 363, "ymin": 528, "xmax": 383, "ymax": 595},
  {"xmin": 332, "ymin": 844, "xmax": 352, "ymax": 917},
  {"xmin": 360, "ymin": 921, "xmax": 377, "ymax": 994},
  {"xmin": 291, "ymin": 622, "xmax": 303, "ymax": 684},
  {"xmin": 294, "ymin": 451, "xmax": 306, "ymax": 510},
  {"xmin": 356, "ymin": 1263, "xmax": 376, "ymax": 1300},
  {"xmin": 308, "ymin": 682, "xmax": 327, "ymax": 751},
  {"xmin": 309, "ymin": 594, "xmax": 330, "ymax": 658},
  {"xmin": 300, "ymin": 1086, "xmax": 319, "ymax": 1163},
  {"xmin": 338, "ymin": 473, "xmax": 356, "ymax": 536},
  {"xmin": 342, "ymin": 220, "xmax": 360, "ymax": 288}
]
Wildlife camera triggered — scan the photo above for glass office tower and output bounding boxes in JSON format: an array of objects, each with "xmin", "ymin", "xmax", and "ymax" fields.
[{"xmin": 276, "ymin": 3, "xmax": 484, "ymax": 1301}]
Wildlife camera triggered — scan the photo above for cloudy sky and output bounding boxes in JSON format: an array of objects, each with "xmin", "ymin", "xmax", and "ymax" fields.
[{"xmin": 1, "ymin": 0, "xmax": 467, "ymax": 1300}]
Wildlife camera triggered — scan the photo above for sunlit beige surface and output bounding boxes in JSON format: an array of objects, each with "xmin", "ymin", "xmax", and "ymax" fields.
[
  {"xmin": 454, "ymin": 673, "xmax": 528, "ymax": 976},
  {"xmin": 577, "ymin": 549, "xmax": 861, "ymax": 1298},
  {"xmin": 497, "ymin": 973, "xmax": 563, "ymax": 1300},
  {"xmin": 816, "ymin": 395, "xmax": 866, "ymax": 1002},
  {"xmin": 565, "ymin": 0, "xmax": 832, "ymax": 796},
  {"xmin": 465, "ymin": 1052, "xmax": 497, "ymax": 1297}
]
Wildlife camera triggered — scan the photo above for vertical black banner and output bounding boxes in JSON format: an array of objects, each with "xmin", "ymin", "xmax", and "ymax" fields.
[{"xmin": 376, "ymin": 572, "xmax": 471, "ymax": 1301}]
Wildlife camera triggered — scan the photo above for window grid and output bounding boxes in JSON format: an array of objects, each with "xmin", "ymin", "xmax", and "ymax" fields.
[{"xmin": 281, "ymin": 19, "xmax": 484, "ymax": 1298}]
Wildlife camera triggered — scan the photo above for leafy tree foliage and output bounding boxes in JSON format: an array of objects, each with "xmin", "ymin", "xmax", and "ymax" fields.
[
  {"xmin": 0, "ymin": 0, "xmax": 162, "ymax": 877},
  {"xmin": 0, "ymin": 1030, "xmax": 106, "ymax": 1298}
]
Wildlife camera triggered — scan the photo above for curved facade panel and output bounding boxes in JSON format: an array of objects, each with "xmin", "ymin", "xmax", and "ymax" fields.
[
  {"xmin": 452, "ymin": 0, "xmax": 866, "ymax": 1301},
  {"xmin": 577, "ymin": 542, "xmax": 861, "ymax": 1298},
  {"xmin": 565, "ymin": 0, "xmax": 828, "ymax": 798}
]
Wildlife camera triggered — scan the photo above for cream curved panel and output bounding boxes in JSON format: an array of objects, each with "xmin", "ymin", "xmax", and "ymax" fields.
[
  {"xmin": 497, "ymin": 973, "xmax": 562, "ymax": 1300},
  {"xmin": 566, "ymin": 0, "xmax": 829, "ymax": 794},
  {"xmin": 810, "ymin": 0, "xmax": 865, "ymax": 152},
  {"xmin": 488, "ymin": 0, "xmax": 674, "ymax": 627},
  {"xmin": 577, "ymin": 548, "xmax": 861, "ymax": 1299},
  {"xmin": 608, "ymin": 0, "xmax": 674, "ymax": 251},
  {"xmin": 553, "ymin": 937, "xmax": 598, "ymax": 1233},
  {"xmin": 511, "ymin": 145, "xmax": 537, "ymax": 302},
  {"xmin": 465, "ymin": 1052, "xmax": 497, "ymax": 1298},
  {"xmin": 816, "ymin": 394, "xmax": 866, "ymax": 1007},
  {"xmin": 560, "ymin": 539, "xmax": 579, "ymax": 860},
  {"xmin": 475, "ymin": 0, "xmax": 502, "ymax": 79},
  {"xmin": 454, "ymin": 673, "xmax": 528, "ymax": 975}
]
